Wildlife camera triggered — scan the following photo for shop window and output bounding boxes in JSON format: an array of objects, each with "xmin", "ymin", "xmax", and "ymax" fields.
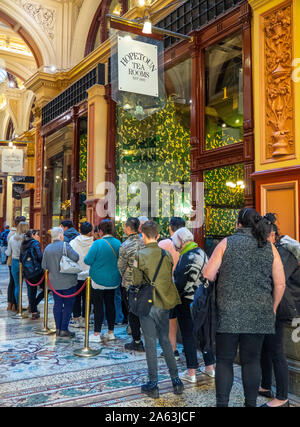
[
  {"xmin": 115, "ymin": 58, "xmax": 192, "ymax": 237},
  {"xmin": 44, "ymin": 124, "xmax": 73, "ymax": 228},
  {"xmin": 205, "ymin": 32, "xmax": 243, "ymax": 150},
  {"xmin": 204, "ymin": 163, "xmax": 244, "ymax": 249}
]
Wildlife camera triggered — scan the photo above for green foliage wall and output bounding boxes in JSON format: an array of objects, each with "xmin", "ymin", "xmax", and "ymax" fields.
[
  {"xmin": 79, "ymin": 134, "xmax": 87, "ymax": 182},
  {"xmin": 204, "ymin": 163, "xmax": 245, "ymax": 237},
  {"xmin": 115, "ymin": 99, "xmax": 191, "ymax": 238}
]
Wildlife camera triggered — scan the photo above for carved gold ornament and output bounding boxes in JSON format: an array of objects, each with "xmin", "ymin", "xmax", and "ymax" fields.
[{"xmin": 264, "ymin": 4, "xmax": 294, "ymax": 158}]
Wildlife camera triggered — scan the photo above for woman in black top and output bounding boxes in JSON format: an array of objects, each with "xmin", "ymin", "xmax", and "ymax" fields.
[
  {"xmin": 203, "ymin": 208, "xmax": 286, "ymax": 407},
  {"xmin": 259, "ymin": 213, "xmax": 300, "ymax": 407}
]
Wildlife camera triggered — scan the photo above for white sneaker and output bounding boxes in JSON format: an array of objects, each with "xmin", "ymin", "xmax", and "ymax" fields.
[
  {"xmin": 199, "ymin": 366, "xmax": 215, "ymax": 378},
  {"xmin": 180, "ymin": 370, "xmax": 197, "ymax": 384},
  {"xmin": 101, "ymin": 332, "xmax": 116, "ymax": 341},
  {"xmin": 88, "ymin": 334, "xmax": 101, "ymax": 343},
  {"xmin": 70, "ymin": 319, "xmax": 81, "ymax": 328}
]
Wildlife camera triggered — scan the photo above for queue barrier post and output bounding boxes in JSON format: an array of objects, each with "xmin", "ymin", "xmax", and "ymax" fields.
[
  {"xmin": 12, "ymin": 263, "xmax": 28, "ymax": 320},
  {"xmin": 34, "ymin": 270, "xmax": 56, "ymax": 335},
  {"xmin": 74, "ymin": 276, "xmax": 100, "ymax": 357}
]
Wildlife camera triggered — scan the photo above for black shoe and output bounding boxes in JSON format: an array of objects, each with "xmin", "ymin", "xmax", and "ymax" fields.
[
  {"xmin": 172, "ymin": 377, "xmax": 184, "ymax": 395},
  {"xmin": 261, "ymin": 401, "xmax": 289, "ymax": 407},
  {"xmin": 141, "ymin": 382, "xmax": 159, "ymax": 399},
  {"xmin": 258, "ymin": 390, "xmax": 274, "ymax": 398},
  {"xmin": 59, "ymin": 330, "xmax": 75, "ymax": 338},
  {"xmin": 56, "ymin": 330, "xmax": 61, "ymax": 337},
  {"xmin": 124, "ymin": 340, "xmax": 145, "ymax": 352}
]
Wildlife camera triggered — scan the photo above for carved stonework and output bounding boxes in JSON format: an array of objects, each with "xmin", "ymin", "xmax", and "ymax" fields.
[
  {"xmin": 264, "ymin": 3, "xmax": 294, "ymax": 158},
  {"xmin": 15, "ymin": 0, "xmax": 56, "ymax": 41}
]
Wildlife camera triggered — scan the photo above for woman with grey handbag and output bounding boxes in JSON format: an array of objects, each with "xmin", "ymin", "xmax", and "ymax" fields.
[{"xmin": 42, "ymin": 227, "xmax": 80, "ymax": 338}]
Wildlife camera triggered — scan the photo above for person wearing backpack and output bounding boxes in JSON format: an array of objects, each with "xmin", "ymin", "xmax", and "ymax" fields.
[
  {"xmin": 259, "ymin": 213, "xmax": 300, "ymax": 408},
  {"xmin": 20, "ymin": 230, "xmax": 44, "ymax": 319},
  {"xmin": 1, "ymin": 225, "xmax": 10, "ymax": 264},
  {"xmin": 172, "ymin": 227, "xmax": 215, "ymax": 383}
]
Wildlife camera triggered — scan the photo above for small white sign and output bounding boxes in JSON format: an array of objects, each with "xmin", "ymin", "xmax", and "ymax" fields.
[
  {"xmin": 118, "ymin": 36, "xmax": 159, "ymax": 97},
  {"xmin": 1, "ymin": 148, "xmax": 24, "ymax": 174}
]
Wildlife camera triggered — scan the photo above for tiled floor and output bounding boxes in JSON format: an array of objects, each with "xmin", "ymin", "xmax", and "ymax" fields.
[{"xmin": 0, "ymin": 264, "xmax": 271, "ymax": 407}]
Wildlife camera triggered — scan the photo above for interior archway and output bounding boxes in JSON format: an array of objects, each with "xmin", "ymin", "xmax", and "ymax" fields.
[{"xmin": 0, "ymin": 10, "xmax": 43, "ymax": 68}]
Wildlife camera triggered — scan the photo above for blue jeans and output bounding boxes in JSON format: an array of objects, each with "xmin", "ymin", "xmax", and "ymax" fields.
[
  {"xmin": 140, "ymin": 305, "xmax": 179, "ymax": 382},
  {"xmin": 114, "ymin": 286, "xmax": 124, "ymax": 323},
  {"xmin": 53, "ymin": 286, "xmax": 77, "ymax": 331},
  {"xmin": 11, "ymin": 259, "xmax": 20, "ymax": 305},
  {"xmin": 176, "ymin": 301, "xmax": 215, "ymax": 369}
]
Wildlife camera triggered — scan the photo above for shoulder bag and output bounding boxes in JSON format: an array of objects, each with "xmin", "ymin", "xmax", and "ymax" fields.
[
  {"xmin": 60, "ymin": 242, "xmax": 82, "ymax": 274},
  {"xmin": 129, "ymin": 249, "xmax": 166, "ymax": 317}
]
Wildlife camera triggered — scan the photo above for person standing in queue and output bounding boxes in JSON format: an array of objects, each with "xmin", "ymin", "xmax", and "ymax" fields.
[
  {"xmin": 42, "ymin": 227, "xmax": 80, "ymax": 338},
  {"xmin": 203, "ymin": 208, "xmax": 286, "ymax": 407}
]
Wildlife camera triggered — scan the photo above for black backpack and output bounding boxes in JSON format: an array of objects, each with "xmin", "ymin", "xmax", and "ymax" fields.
[
  {"xmin": 191, "ymin": 276, "xmax": 216, "ymax": 353},
  {"xmin": 21, "ymin": 244, "xmax": 43, "ymax": 280}
]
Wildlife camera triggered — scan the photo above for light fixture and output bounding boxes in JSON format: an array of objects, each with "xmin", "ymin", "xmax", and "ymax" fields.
[
  {"xmin": 237, "ymin": 181, "xmax": 244, "ymax": 186},
  {"xmin": 235, "ymin": 119, "xmax": 240, "ymax": 124},
  {"xmin": 123, "ymin": 103, "xmax": 132, "ymax": 110},
  {"xmin": 8, "ymin": 142, "xmax": 13, "ymax": 148},
  {"xmin": 142, "ymin": 18, "xmax": 152, "ymax": 34},
  {"xmin": 138, "ymin": 0, "xmax": 146, "ymax": 6},
  {"xmin": 8, "ymin": 81, "xmax": 15, "ymax": 88},
  {"xmin": 50, "ymin": 65, "xmax": 57, "ymax": 73},
  {"xmin": 222, "ymin": 123, "xmax": 226, "ymax": 128}
]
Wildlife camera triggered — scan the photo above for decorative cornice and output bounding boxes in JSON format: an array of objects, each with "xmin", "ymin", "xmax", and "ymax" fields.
[
  {"xmin": 248, "ymin": 0, "xmax": 278, "ymax": 11},
  {"xmin": 15, "ymin": 0, "xmax": 56, "ymax": 42}
]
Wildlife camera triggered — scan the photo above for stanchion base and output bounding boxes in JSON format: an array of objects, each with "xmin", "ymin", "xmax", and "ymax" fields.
[
  {"xmin": 73, "ymin": 347, "xmax": 101, "ymax": 358},
  {"xmin": 34, "ymin": 328, "xmax": 56, "ymax": 335}
]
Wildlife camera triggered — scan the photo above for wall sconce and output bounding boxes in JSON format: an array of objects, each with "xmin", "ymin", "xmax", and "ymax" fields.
[{"xmin": 226, "ymin": 180, "xmax": 245, "ymax": 190}]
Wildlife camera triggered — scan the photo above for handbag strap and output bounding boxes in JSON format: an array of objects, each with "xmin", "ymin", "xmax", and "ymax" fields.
[
  {"xmin": 150, "ymin": 249, "xmax": 166, "ymax": 285},
  {"xmin": 102, "ymin": 238, "xmax": 117, "ymax": 258},
  {"xmin": 63, "ymin": 242, "xmax": 67, "ymax": 257}
]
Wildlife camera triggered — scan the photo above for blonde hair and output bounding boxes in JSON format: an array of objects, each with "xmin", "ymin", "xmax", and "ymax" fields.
[{"xmin": 15, "ymin": 222, "xmax": 29, "ymax": 240}]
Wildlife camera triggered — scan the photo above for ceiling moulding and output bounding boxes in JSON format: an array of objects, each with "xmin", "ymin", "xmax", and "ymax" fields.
[
  {"xmin": 123, "ymin": 0, "xmax": 183, "ymax": 25},
  {"xmin": 14, "ymin": 0, "xmax": 56, "ymax": 42},
  {"xmin": 248, "ymin": 0, "xmax": 282, "ymax": 11}
]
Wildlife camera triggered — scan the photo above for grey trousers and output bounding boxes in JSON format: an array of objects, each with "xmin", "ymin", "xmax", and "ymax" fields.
[{"xmin": 140, "ymin": 305, "xmax": 178, "ymax": 382}]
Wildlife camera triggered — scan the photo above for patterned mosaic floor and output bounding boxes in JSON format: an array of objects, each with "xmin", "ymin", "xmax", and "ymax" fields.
[{"xmin": 0, "ymin": 264, "xmax": 271, "ymax": 407}]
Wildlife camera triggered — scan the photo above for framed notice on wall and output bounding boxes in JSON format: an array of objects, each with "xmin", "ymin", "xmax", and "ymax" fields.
[
  {"xmin": 1, "ymin": 148, "xmax": 24, "ymax": 174},
  {"xmin": 118, "ymin": 36, "xmax": 159, "ymax": 97}
]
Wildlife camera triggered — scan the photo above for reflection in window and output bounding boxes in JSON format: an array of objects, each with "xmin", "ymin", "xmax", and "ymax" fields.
[
  {"xmin": 205, "ymin": 32, "xmax": 243, "ymax": 150},
  {"xmin": 44, "ymin": 124, "xmax": 73, "ymax": 228},
  {"xmin": 204, "ymin": 163, "xmax": 245, "ymax": 240}
]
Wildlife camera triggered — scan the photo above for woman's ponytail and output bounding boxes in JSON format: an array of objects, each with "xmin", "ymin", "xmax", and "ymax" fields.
[{"xmin": 238, "ymin": 208, "xmax": 272, "ymax": 248}]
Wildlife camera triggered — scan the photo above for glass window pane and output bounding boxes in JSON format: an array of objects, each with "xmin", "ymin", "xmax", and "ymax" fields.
[
  {"xmin": 115, "ymin": 58, "xmax": 192, "ymax": 238},
  {"xmin": 204, "ymin": 163, "xmax": 245, "ymax": 239},
  {"xmin": 205, "ymin": 32, "xmax": 243, "ymax": 150},
  {"xmin": 44, "ymin": 124, "xmax": 73, "ymax": 229}
]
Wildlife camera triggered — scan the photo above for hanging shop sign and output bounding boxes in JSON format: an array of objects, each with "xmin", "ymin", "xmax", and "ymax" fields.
[
  {"xmin": 11, "ymin": 176, "xmax": 35, "ymax": 183},
  {"xmin": 110, "ymin": 29, "xmax": 165, "ymax": 121},
  {"xmin": 1, "ymin": 148, "xmax": 24, "ymax": 174},
  {"xmin": 118, "ymin": 36, "xmax": 159, "ymax": 98}
]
